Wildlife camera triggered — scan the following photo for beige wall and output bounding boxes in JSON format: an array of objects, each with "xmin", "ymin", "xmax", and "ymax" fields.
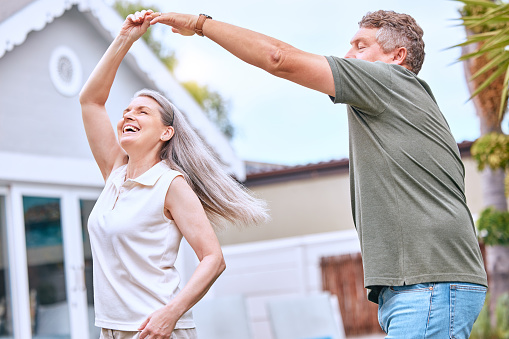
[
  {"xmin": 219, "ymin": 154, "xmax": 488, "ymax": 246},
  {"xmin": 463, "ymin": 157, "xmax": 484, "ymax": 217},
  {"xmin": 218, "ymin": 172, "xmax": 353, "ymax": 245}
]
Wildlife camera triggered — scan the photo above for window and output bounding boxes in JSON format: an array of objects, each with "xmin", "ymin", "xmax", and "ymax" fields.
[{"xmin": 23, "ymin": 196, "xmax": 70, "ymax": 337}]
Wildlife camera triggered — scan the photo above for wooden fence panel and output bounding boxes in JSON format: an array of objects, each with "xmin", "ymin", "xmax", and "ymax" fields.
[{"xmin": 320, "ymin": 253, "xmax": 383, "ymax": 337}]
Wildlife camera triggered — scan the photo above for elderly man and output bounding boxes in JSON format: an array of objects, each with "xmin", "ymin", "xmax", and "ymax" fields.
[{"xmin": 151, "ymin": 10, "xmax": 488, "ymax": 338}]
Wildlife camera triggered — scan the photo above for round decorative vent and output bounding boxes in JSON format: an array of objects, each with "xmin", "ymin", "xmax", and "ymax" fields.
[{"xmin": 49, "ymin": 46, "xmax": 82, "ymax": 97}]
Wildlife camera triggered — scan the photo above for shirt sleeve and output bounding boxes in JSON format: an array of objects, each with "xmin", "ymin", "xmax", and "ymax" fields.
[{"xmin": 325, "ymin": 56, "xmax": 394, "ymax": 116}]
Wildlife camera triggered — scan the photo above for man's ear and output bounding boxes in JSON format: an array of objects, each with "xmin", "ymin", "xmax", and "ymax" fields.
[
  {"xmin": 393, "ymin": 47, "xmax": 407, "ymax": 66},
  {"xmin": 161, "ymin": 126, "xmax": 175, "ymax": 142}
]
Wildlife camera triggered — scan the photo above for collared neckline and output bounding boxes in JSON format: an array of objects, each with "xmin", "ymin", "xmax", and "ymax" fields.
[{"xmin": 112, "ymin": 161, "xmax": 169, "ymax": 189}]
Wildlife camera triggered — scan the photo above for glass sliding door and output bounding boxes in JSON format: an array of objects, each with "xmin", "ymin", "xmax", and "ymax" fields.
[
  {"xmin": 5, "ymin": 185, "xmax": 100, "ymax": 339},
  {"xmin": 79, "ymin": 199, "xmax": 99, "ymax": 339},
  {"xmin": 23, "ymin": 196, "xmax": 70, "ymax": 339},
  {"xmin": 0, "ymin": 195, "xmax": 14, "ymax": 339}
]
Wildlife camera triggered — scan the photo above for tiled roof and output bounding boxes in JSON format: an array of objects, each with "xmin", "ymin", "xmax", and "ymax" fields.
[{"xmin": 245, "ymin": 140, "xmax": 474, "ymax": 186}]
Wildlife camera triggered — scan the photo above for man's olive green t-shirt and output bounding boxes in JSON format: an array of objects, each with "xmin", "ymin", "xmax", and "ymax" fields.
[{"xmin": 326, "ymin": 57, "xmax": 487, "ymax": 302}]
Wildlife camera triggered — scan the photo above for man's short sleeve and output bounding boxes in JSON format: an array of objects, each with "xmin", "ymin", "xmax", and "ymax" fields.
[{"xmin": 325, "ymin": 56, "xmax": 394, "ymax": 116}]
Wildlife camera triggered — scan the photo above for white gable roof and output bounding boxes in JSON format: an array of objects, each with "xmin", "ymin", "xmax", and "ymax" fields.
[{"xmin": 0, "ymin": 0, "xmax": 246, "ymax": 180}]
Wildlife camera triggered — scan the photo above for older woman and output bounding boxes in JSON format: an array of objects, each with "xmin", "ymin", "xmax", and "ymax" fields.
[{"xmin": 79, "ymin": 10, "xmax": 268, "ymax": 339}]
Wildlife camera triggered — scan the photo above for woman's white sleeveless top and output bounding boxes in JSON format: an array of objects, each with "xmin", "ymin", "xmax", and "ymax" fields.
[{"xmin": 88, "ymin": 161, "xmax": 195, "ymax": 330}]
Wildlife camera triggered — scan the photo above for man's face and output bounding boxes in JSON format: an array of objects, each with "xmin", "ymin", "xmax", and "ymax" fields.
[{"xmin": 344, "ymin": 27, "xmax": 398, "ymax": 64}]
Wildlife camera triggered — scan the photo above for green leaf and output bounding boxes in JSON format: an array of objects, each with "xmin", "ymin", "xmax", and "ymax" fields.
[
  {"xmin": 459, "ymin": 47, "xmax": 489, "ymax": 61},
  {"xmin": 476, "ymin": 207, "xmax": 509, "ymax": 246},
  {"xmin": 470, "ymin": 61, "xmax": 509, "ymax": 98},
  {"xmin": 498, "ymin": 67, "xmax": 509, "ymax": 118},
  {"xmin": 470, "ymin": 52, "xmax": 509, "ymax": 81},
  {"xmin": 450, "ymin": 31, "xmax": 498, "ymax": 49}
]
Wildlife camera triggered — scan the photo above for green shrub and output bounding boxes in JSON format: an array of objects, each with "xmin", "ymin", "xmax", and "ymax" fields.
[
  {"xmin": 495, "ymin": 293, "xmax": 509, "ymax": 338},
  {"xmin": 470, "ymin": 293, "xmax": 509, "ymax": 339},
  {"xmin": 470, "ymin": 293, "xmax": 492, "ymax": 339},
  {"xmin": 477, "ymin": 207, "xmax": 509, "ymax": 246}
]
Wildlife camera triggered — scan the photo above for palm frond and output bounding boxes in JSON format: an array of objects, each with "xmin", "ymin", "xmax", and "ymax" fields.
[
  {"xmin": 470, "ymin": 52, "xmax": 509, "ymax": 81},
  {"xmin": 454, "ymin": 0, "xmax": 509, "ymax": 118},
  {"xmin": 461, "ymin": 10, "xmax": 509, "ymax": 30},
  {"xmin": 499, "ymin": 67, "xmax": 509, "ymax": 119},
  {"xmin": 470, "ymin": 60, "xmax": 509, "ymax": 98},
  {"xmin": 450, "ymin": 31, "xmax": 498, "ymax": 48}
]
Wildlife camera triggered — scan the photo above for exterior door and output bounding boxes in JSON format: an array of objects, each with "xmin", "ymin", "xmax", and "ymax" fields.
[{"xmin": 6, "ymin": 184, "xmax": 99, "ymax": 339}]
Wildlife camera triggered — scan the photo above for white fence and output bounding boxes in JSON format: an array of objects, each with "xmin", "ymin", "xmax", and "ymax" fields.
[{"xmin": 181, "ymin": 230, "xmax": 361, "ymax": 339}]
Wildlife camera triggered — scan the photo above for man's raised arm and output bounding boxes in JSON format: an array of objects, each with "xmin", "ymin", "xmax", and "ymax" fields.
[{"xmin": 150, "ymin": 13, "xmax": 335, "ymax": 96}]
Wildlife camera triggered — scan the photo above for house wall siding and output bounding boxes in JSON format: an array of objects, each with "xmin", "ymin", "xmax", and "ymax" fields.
[{"xmin": 0, "ymin": 6, "xmax": 152, "ymax": 161}]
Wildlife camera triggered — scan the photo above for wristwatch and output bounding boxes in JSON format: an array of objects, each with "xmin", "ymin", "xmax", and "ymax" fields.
[{"xmin": 195, "ymin": 14, "xmax": 212, "ymax": 37}]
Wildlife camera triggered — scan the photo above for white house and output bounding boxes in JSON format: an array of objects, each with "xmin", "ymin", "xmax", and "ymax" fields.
[{"xmin": 0, "ymin": 1, "xmax": 244, "ymax": 338}]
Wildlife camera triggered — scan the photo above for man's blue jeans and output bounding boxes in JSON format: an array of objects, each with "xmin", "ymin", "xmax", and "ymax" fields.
[{"xmin": 378, "ymin": 282, "xmax": 487, "ymax": 338}]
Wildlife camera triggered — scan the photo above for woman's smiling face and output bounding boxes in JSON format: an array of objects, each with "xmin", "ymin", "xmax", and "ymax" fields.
[{"xmin": 117, "ymin": 96, "xmax": 173, "ymax": 153}]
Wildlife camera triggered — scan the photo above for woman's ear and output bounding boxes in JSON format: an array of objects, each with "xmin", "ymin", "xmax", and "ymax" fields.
[{"xmin": 161, "ymin": 126, "xmax": 175, "ymax": 141}]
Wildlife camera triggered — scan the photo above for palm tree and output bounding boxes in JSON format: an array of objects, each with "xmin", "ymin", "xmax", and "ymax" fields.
[{"xmin": 454, "ymin": 0, "xmax": 509, "ymax": 322}]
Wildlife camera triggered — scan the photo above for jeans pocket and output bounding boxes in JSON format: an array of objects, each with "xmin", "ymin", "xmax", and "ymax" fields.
[{"xmin": 450, "ymin": 284, "xmax": 487, "ymax": 339}]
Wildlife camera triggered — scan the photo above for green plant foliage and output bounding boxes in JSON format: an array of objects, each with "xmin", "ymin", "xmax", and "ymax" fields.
[
  {"xmin": 471, "ymin": 132, "xmax": 509, "ymax": 171},
  {"xmin": 477, "ymin": 207, "xmax": 509, "ymax": 245},
  {"xmin": 182, "ymin": 81, "xmax": 234, "ymax": 139},
  {"xmin": 471, "ymin": 293, "xmax": 509, "ymax": 339},
  {"xmin": 506, "ymin": 174, "xmax": 509, "ymax": 198},
  {"xmin": 453, "ymin": 0, "xmax": 509, "ymax": 118},
  {"xmin": 470, "ymin": 293, "xmax": 492, "ymax": 339},
  {"xmin": 495, "ymin": 293, "xmax": 509, "ymax": 338}
]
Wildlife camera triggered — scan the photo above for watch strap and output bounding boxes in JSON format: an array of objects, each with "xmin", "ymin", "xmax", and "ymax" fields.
[{"xmin": 195, "ymin": 14, "xmax": 212, "ymax": 37}]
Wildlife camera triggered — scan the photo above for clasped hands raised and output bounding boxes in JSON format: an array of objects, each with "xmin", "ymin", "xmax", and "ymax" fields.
[{"xmin": 122, "ymin": 10, "xmax": 201, "ymax": 41}]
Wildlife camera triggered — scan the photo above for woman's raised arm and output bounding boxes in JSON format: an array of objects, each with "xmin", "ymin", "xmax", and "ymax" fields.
[{"xmin": 79, "ymin": 10, "xmax": 156, "ymax": 180}]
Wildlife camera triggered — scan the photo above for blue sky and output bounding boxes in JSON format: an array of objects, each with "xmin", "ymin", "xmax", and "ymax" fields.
[{"xmin": 109, "ymin": 0, "xmax": 508, "ymax": 165}]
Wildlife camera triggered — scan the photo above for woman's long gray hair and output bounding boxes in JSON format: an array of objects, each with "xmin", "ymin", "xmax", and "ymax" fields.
[{"xmin": 134, "ymin": 89, "xmax": 269, "ymax": 229}]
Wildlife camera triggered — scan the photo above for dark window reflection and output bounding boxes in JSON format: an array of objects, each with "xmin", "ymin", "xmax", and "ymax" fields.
[{"xmin": 23, "ymin": 196, "xmax": 70, "ymax": 338}]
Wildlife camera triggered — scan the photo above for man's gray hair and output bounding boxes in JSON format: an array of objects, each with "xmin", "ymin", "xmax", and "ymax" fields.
[{"xmin": 359, "ymin": 10, "xmax": 425, "ymax": 74}]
